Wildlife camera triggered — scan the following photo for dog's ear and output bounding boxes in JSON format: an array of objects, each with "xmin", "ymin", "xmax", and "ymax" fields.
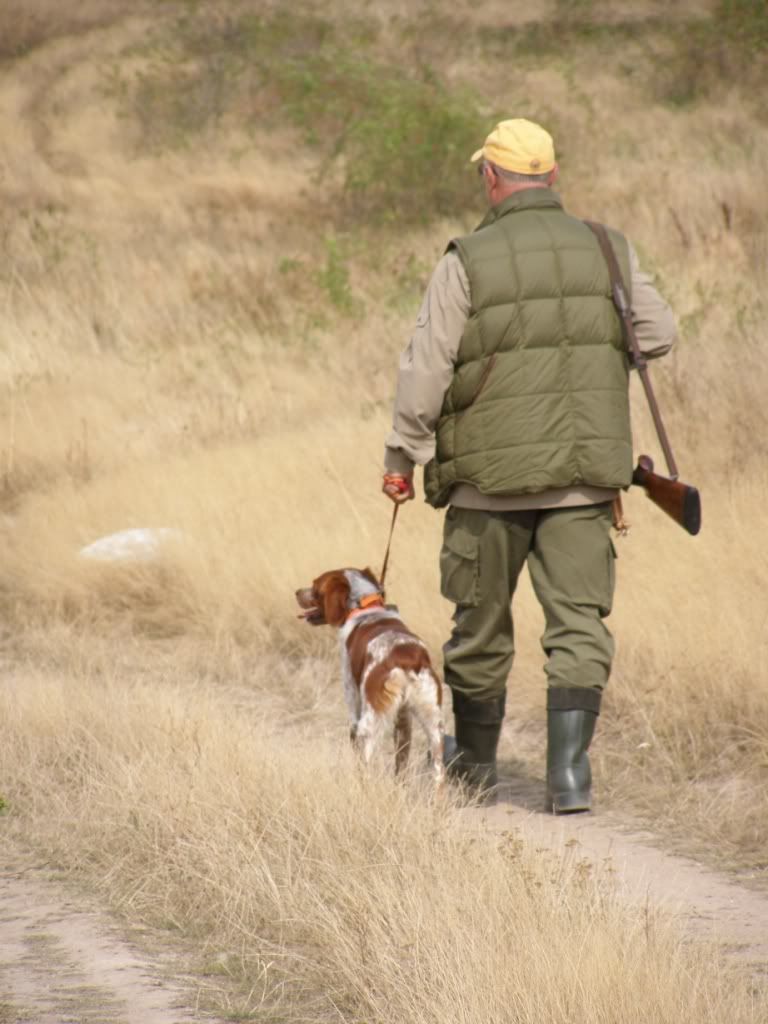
[
  {"xmin": 322, "ymin": 574, "xmax": 351, "ymax": 627},
  {"xmin": 361, "ymin": 566, "xmax": 382, "ymax": 591}
]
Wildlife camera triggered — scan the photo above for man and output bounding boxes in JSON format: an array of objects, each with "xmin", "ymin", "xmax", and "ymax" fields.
[{"xmin": 382, "ymin": 119, "xmax": 676, "ymax": 812}]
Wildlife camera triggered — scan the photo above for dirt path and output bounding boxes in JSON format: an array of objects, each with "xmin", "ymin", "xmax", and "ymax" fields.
[
  {"xmin": 3, "ymin": 787, "xmax": 767, "ymax": 1024},
  {"xmin": 463, "ymin": 776, "xmax": 768, "ymax": 977},
  {"xmin": 0, "ymin": 860, "xmax": 215, "ymax": 1024}
]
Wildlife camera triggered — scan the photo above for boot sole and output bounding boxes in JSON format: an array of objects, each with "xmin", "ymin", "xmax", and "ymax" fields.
[{"xmin": 549, "ymin": 791, "xmax": 591, "ymax": 815}]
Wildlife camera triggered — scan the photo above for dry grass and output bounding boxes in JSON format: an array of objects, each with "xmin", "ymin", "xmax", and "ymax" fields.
[
  {"xmin": 1, "ymin": 668, "xmax": 765, "ymax": 1023},
  {"xmin": 0, "ymin": 0, "xmax": 767, "ymax": 1018},
  {"xmin": 0, "ymin": 0, "xmax": 129, "ymax": 60}
]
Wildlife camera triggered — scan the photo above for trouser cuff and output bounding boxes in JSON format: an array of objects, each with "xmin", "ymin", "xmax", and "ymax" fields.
[
  {"xmin": 547, "ymin": 686, "xmax": 602, "ymax": 715},
  {"xmin": 451, "ymin": 689, "xmax": 506, "ymax": 724}
]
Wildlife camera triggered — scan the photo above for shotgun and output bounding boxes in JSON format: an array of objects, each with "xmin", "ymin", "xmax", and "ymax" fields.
[
  {"xmin": 585, "ymin": 221, "xmax": 702, "ymax": 537},
  {"xmin": 632, "ymin": 455, "xmax": 701, "ymax": 536}
]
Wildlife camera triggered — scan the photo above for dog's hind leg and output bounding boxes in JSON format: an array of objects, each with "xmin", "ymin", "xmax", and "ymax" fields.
[
  {"xmin": 411, "ymin": 671, "xmax": 445, "ymax": 791},
  {"xmin": 394, "ymin": 706, "xmax": 412, "ymax": 775},
  {"xmin": 341, "ymin": 643, "xmax": 361, "ymax": 744},
  {"xmin": 425, "ymin": 713, "xmax": 446, "ymax": 792},
  {"xmin": 353, "ymin": 708, "xmax": 377, "ymax": 765}
]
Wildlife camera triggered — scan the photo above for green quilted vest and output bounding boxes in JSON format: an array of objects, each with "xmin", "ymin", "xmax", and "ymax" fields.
[{"xmin": 424, "ymin": 188, "xmax": 633, "ymax": 508}]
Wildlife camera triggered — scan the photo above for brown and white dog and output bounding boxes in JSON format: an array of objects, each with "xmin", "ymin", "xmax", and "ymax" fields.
[{"xmin": 295, "ymin": 568, "xmax": 445, "ymax": 788}]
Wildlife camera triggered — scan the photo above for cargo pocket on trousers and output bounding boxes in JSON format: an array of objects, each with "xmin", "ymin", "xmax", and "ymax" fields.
[
  {"xmin": 439, "ymin": 515, "xmax": 480, "ymax": 607},
  {"xmin": 599, "ymin": 539, "xmax": 618, "ymax": 619}
]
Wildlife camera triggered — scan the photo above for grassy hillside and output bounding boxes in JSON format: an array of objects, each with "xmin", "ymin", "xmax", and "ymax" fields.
[{"xmin": 0, "ymin": 0, "xmax": 767, "ymax": 1018}]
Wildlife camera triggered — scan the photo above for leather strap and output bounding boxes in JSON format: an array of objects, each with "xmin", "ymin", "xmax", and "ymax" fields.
[
  {"xmin": 379, "ymin": 502, "xmax": 399, "ymax": 594},
  {"xmin": 584, "ymin": 220, "xmax": 680, "ymax": 481},
  {"xmin": 584, "ymin": 220, "xmax": 639, "ymax": 359}
]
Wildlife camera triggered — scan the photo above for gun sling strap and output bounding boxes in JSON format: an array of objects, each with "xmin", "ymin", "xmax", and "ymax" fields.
[
  {"xmin": 585, "ymin": 219, "xmax": 701, "ymax": 536},
  {"xmin": 584, "ymin": 220, "xmax": 679, "ymax": 480}
]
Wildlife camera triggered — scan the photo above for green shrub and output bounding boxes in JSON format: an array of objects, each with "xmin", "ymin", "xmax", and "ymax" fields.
[
  {"xmin": 655, "ymin": 0, "xmax": 768, "ymax": 108},
  {"xmin": 717, "ymin": 0, "xmax": 768, "ymax": 54},
  {"xmin": 317, "ymin": 238, "xmax": 361, "ymax": 316},
  {"xmin": 480, "ymin": 0, "xmax": 766, "ymax": 112},
  {"xmin": 113, "ymin": 6, "xmax": 487, "ymax": 224}
]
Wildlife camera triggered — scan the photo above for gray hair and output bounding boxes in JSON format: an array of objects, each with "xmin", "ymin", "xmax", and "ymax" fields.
[{"xmin": 484, "ymin": 160, "xmax": 551, "ymax": 184}]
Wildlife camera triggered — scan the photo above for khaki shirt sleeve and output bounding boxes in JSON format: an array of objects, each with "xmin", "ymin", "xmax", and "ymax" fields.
[
  {"xmin": 384, "ymin": 251, "xmax": 470, "ymax": 474},
  {"xmin": 629, "ymin": 242, "xmax": 677, "ymax": 359}
]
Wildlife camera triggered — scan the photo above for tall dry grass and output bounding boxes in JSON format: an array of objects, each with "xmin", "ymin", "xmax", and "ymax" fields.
[
  {"xmin": 1, "ymin": 668, "xmax": 765, "ymax": 1023},
  {"xmin": 0, "ymin": 0, "xmax": 767, "ymax": 1016}
]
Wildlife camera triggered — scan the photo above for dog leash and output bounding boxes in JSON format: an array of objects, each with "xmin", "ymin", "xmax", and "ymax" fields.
[{"xmin": 379, "ymin": 503, "xmax": 400, "ymax": 594}]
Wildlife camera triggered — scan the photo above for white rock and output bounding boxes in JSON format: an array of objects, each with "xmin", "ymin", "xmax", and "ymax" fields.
[{"xmin": 79, "ymin": 527, "xmax": 182, "ymax": 563}]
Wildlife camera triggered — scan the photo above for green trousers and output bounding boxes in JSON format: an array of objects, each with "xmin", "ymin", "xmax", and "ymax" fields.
[{"xmin": 440, "ymin": 503, "xmax": 616, "ymax": 702}]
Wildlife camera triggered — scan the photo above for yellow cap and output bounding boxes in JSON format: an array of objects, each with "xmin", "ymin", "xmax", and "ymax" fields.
[{"xmin": 470, "ymin": 119, "xmax": 555, "ymax": 175}]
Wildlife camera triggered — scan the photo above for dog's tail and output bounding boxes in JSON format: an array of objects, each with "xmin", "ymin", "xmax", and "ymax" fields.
[{"xmin": 368, "ymin": 667, "xmax": 408, "ymax": 714}]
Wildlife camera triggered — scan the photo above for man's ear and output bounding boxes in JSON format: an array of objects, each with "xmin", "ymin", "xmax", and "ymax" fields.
[
  {"xmin": 323, "ymin": 575, "xmax": 351, "ymax": 627},
  {"xmin": 547, "ymin": 163, "xmax": 559, "ymax": 187}
]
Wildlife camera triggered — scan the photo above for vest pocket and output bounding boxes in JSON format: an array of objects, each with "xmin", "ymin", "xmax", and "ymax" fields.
[{"xmin": 440, "ymin": 513, "xmax": 480, "ymax": 607}]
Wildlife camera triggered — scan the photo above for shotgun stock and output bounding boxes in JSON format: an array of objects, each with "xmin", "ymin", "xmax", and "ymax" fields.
[{"xmin": 631, "ymin": 455, "xmax": 701, "ymax": 536}]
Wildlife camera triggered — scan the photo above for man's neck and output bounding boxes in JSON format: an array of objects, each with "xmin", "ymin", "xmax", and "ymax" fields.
[{"xmin": 491, "ymin": 181, "xmax": 550, "ymax": 206}]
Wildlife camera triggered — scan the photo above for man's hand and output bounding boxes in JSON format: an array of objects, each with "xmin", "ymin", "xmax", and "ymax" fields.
[{"xmin": 382, "ymin": 473, "xmax": 415, "ymax": 504}]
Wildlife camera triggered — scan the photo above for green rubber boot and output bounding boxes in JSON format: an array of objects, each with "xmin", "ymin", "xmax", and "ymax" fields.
[
  {"xmin": 445, "ymin": 692, "xmax": 505, "ymax": 800},
  {"xmin": 546, "ymin": 687, "xmax": 602, "ymax": 815}
]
